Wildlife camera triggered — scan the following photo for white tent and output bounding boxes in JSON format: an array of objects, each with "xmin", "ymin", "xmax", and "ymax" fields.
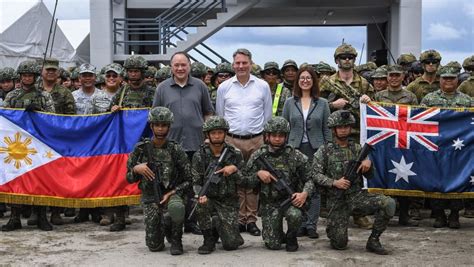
[{"xmin": 0, "ymin": 1, "xmax": 83, "ymax": 68}]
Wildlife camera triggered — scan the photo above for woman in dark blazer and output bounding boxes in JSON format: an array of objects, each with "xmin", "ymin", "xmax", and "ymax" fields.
[{"xmin": 282, "ymin": 66, "xmax": 331, "ymax": 238}]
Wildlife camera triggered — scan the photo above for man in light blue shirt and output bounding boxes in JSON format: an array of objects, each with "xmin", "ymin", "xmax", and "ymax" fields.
[{"xmin": 216, "ymin": 48, "xmax": 272, "ymax": 236}]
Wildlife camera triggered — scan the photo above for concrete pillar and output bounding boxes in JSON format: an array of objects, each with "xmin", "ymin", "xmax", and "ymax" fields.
[
  {"xmin": 112, "ymin": 0, "xmax": 126, "ymax": 56},
  {"xmin": 90, "ymin": 0, "xmax": 113, "ymax": 68},
  {"xmin": 389, "ymin": 0, "xmax": 422, "ymax": 63}
]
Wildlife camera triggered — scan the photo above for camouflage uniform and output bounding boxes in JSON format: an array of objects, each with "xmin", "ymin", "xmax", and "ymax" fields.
[
  {"xmin": 109, "ymin": 83, "xmax": 155, "ymax": 108},
  {"xmin": 210, "ymin": 62, "xmax": 234, "ymax": 108},
  {"xmin": 244, "ymin": 117, "xmax": 314, "ymax": 251},
  {"xmin": 458, "ymin": 76, "xmax": 474, "ymax": 97},
  {"xmin": 0, "ymin": 67, "xmax": 18, "ymax": 105},
  {"xmin": 127, "ymin": 107, "xmax": 192, "ymax": 253},
  {"xmin": 262, "ymin": 62, "xmax": 291, "ymax": 117},
  {"xmin": 420, "ymin": 90, "xmax": 472, "ymax": 108},
  {"xmin": 91, "ymin": 64, "xmax": 123, "ymax": 114},
  {"xmin": 312, "ymin": 110, "xmax": 395, "ymax": 253},
  {"xmin": 281, "ymin": 59, "xmax": 299, "ymax": 93},
  {"xmin": 374, "ymin": 65, "xmax": 418, "ymax": 105},
  {"xmin": 192, "ymin": 143, "xmax": 245, "ymax": 251},
  {"xmin": 406, "ymin": 50, "xmax": 442, "ymax": 102}
]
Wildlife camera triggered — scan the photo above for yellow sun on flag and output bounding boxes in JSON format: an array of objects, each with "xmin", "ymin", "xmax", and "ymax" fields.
[{"xmin": 0, "ymin": 132, "xmax": 37, "ymax": 169}]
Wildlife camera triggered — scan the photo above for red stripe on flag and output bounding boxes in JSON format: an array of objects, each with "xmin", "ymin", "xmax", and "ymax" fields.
[{"xmin": 0, "ymin": 154, "xmax": 140, "ymax": 198}]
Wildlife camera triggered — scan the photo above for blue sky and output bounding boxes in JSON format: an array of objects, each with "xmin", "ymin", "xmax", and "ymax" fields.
[{"xmin": 3, "ymin": 0, "xmax": 473, "ymax": 67}]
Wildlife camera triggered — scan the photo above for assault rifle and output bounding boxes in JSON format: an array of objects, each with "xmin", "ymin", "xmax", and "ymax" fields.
[
  {"xmin": 327, "ymin": 143, "xmax": 374, "ymax": 217},
  {"xmin": 188, "ymin": 147, "xmax": 229, "ymax": 220},
  {"xmin": 256, "ymin": 156, "xmax": 296, "ymax": 209},
  {"xmin": 322, "ymin": 76, "xmax": 362, "ymax": 109},
  {"xmin": 141, "ymin": 142, "xmax": 164, "ymax": 205}
]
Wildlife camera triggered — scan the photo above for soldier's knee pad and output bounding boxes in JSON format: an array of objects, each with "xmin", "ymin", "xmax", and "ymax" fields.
[
  {"xmin": 382, "ymin": 197, "xmax": 396, "ymax": 218},
  {"xmin": 167, "ymin": 196, "xmax": 185, "ymax": 224}
]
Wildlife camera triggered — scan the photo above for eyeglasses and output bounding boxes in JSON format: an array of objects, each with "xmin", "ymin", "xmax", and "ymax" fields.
[
  {"xmin": 422, "ymin": 59, "xmax": 439, "ymax": 64},
  {"xmin": 299, "ymin": 76, "xmax": 313, "ymax": 81},
  {"xmin": 105, "ymin": 74, "xmax": 118, "ymax": 78},
  {"xmin": 412, "ymin": 71, "xmax": 424, "ymax": 75},
  {"xmin": 338, "ymin": 55, "xmax": 355, "ymax": 61},
  {"xmin": 217, "ymin": 73, "xmax": 232, "ymax": 79},
  {"xmin": 264, "ymin": 70, "xmax": 279, "ymax": 76}
]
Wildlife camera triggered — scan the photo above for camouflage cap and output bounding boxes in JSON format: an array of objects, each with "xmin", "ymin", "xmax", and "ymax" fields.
[
  {"xmin": 334, "ymin": 43, "xmax": 358, "ymax": 58},
  {"xmin": 262, "ymin": 61, "xmax": 280, "ymax": 71},
  {"xmin": 123, "ymin": 55, "xmax": 148, "ymax": 70},
  {"xmin": 206, "ymin": 66, "xmax": 214, "ymax": 74},
  {"xmin": 356, "ymin": 62, "xmax": 377, "ymax": 73},
  {"xmin": 420, "ymin": 49, "xmax": 442, "ymax": 63},
  {"xmin": 445, "ymin": 61, "xmax": 462, "ymax": 73},
  {"xmin": 264, "ymin": 116, "xmax": 290, "ymax": 134},
  {"xmin": 43, "ymin": 57, "xmax": 59, "ymax": 70},
  {"xmin": 387, "ymin": 64, "xmax": 404, "ymax": 74},
  {"xmin": 316, "ymin": 61, "xmax": 333, "ymax": 73},
  {"xmin": 438, "ymin": 66, "xmax": 459, "ymax": 78},
  {"xmin": 95, "ymin": 73, "xmax": 105, "ymax": 84},
  {"xmin": 144, "ymin": 66, "xmax": 157, "ymax": 78},
  {"xmin": 281, "ymin": 59, "xmax": 298, "ymax": 72},
  {"xmin": 215, "ymin": 62, "xmax": 234, "ymax": 74},
  {"xmin": 79, "ymin": 63, "xmax": 96, "ymax": 74},
  {"xmin": 202, "ymin": 116, "xmax": 229, "ymax": 132},
  {"xmin": 397, "ymin": 53, "xmax": 417, "ymax": 65},
  {"xmin": 372, "ymin": 66, "xmax": 388, "ymax": 78},
  {"xmin": 328, "ymin": 110, "xmax": 356, "ymax": 128},
  {"xmin": 148, "ymin": 107, "xmax": 174, "ymax": 124},
  {"xmin": 0, "ymin": 67, "xmax": 18, "ymax": 81},
  {"xmin": 104, "ymin": 63, "xmax": 123, "ymax": 75},
  {"xmin": 251, "ymin": 63, "xmax": 262, "ymax": 77},
  {"xmin": 191, "ymin": 61, "xmax": 207, "ymax": 77},
  {"xmin": 462, "ymin": 55, "xmax": 474, "ymax": 70}
]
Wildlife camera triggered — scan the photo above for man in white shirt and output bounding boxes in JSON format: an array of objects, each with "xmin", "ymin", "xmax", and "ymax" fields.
[{"xmin": 216, "ymin": 48, "xmax": 272, "ymax": 236}]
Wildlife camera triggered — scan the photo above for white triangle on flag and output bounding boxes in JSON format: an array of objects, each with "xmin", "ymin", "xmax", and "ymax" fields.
[{"xmin": 0, "ymin": 115, "xmax": 61, "ymax": 185}]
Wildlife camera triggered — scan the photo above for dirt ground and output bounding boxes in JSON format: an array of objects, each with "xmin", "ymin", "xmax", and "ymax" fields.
[{"xmin": 0, "ymin": 207, "xmax": 473, "ymax": 266}]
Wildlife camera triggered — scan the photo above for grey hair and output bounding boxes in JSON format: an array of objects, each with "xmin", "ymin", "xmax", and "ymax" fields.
[{"xmin": 232, "ymin": 48, "xmax": 252, "ymax": 60}]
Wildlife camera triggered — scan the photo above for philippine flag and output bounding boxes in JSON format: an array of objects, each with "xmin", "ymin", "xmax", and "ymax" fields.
[{"xmin": 0, "ymin": 108, "xmax": 150, "ymax": 207}]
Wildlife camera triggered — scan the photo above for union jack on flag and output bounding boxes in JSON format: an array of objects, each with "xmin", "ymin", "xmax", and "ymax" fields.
[
  {"xmin": 364, "ymin": 103, "xmax": 439, "ymax": 151},
  {"xmin": 360, "ymin": 102, "xmax": 474, "ymax": 198}
]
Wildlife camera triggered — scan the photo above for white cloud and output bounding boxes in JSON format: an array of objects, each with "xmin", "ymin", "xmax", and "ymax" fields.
[
  {"xmin": 464, "ymin": 2, "xmax": 474, "ymax": 18},
  {"xmin": 58, "ymin": 19, "xmax": 89, "ymax": 48},
  {"xmin": 427, "ymin": 22, "xmax": 466, "ymax": 40}
]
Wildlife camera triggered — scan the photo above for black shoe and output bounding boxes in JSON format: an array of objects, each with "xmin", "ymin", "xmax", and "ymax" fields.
[
  {"xmin": 239, "ymin": 224, "xmax": 246, "ymax": 233},
  {"xmin": 246, "ymin": 222, "xmax": 261, "ymax": 236},
  {"xmin": 64, "ymin": 208, "xmax": 76, "ymax": 217},
  {"xmin": 296, "ymin": 227, "xmax": 306, "ymax": 237},
  {"xmin": 38, "ymin": 209, "xmax": 53, "ymax": 231},
  {"xmin": 184, "ymin": 223, "xmax": 202, "ymax": 235},
  {"xmin": 307, "ymin": 228, "xmax": 319, "ymax": 239},
  {"xmin": 110, "ymin": 217, "xmax": 126, "ymax": 232},
  {"xmin": 74, "ymin": 209, "xmax": 90, "ymax": 223},
  {"xmin": 433, "ymin": 214, "xmax": 447, "ymax": 228},
  {"xmin": 448, "ymin": 211, "xmax": 460, "ymax": 229},
  {"xmin": 285, "ymin": 231, "xmax": 299, "ymax": 252},
  {"xmin": 2, "ymin": 218, "xmax": 22, "ymax": 231}
]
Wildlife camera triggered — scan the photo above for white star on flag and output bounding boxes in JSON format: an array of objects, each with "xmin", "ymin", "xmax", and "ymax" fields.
[
  {"xmin": 470, "ymin": 176, "xmax": 474, "ymax": 185},
  {"xmin": 389, "ymin": 156, "xmax": 417, "ymax": 183},
  {"xmin": 452, "ymin": 138, "xmax": 465, "ymax": 150}
]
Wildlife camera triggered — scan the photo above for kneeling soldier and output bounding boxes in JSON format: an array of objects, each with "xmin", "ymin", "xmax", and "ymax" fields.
[
  {"xmin": 126, "ymin": 107, "xmax": 192, "ymax": 255},
  {"xmin": 312, "ymin": 110, "xmax": 396, "ymax": 255},
  {"xmin": 245, "ymin": 117, "xmax": 314, "ymax": 252},
  {"xmin": 192, "ymin": 116, "xmax": 245, "ymax": 254}
]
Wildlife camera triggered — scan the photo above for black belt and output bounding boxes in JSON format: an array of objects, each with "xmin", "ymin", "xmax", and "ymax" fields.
[{"xmin": 228, "ymin": 132, "xmax": 263, "ymax": 139}]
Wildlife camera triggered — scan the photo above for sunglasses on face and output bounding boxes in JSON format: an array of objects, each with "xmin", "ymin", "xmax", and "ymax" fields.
[
  {"xmin": 422, "ymin": 59, "xmax": 439, "ymax": 64},
  {"xmin": 338, "ymin": 55, "xmax": 355, "ymax": 61},
  {"xmin": 264, "ymin": 69, "xmax": 279, "ymax": 76},
  {"xmin": 217, "ymin": 73, "xmax": 232, "ymax": 79},
  {"xmin": 413, "ymin": 71, "xmax": 423, "ymax": 75},
  {"xmin": 106, "ymin": 74, "xmax": 118, "ymax": 78}
]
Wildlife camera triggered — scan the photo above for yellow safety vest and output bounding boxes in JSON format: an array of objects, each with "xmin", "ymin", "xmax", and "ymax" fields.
[{"xmin": 272, "ymin": 84, "xmax": 283, "ymax": 116}]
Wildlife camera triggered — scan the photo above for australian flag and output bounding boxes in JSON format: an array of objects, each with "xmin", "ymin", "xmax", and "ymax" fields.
[{"xmin": 360, "ymin": 102, "xmax": 474, "ymax": 198}]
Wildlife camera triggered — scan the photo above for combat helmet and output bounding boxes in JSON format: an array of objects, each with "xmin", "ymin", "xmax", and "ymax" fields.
[
  {"xmin": 264, "ymin": 116, "xmax": 290, "ymax": 134},
  {"xmin": 327, "ymin": 110, "xmax": 356, "ymax": 128},
  {"xmin": 397, "ymin": 53, "xmax": 417, "ymax": 66},
  {"xmin": 202, "ymin": 116, "xmax": 229, "ymax": 133},
  {"xmin": 148, "ymin": 107, "xmax": 174, "ymax": 124},
  {"xmin": 215, "ymin": 62, "xmax": 234, "ymax": 75},
  {"xmin": 123, "ymin": 55, "xmax": 148, "ymax": 70},
  {"xmin": 419, "ymin": 50, "xmax": 442, "ymax": 63},
  {"xmin": 59, "ymin": 68, "xmax": 70, "ymax": 80},
  {"xmin": 316, "ymin": 61, "xmax": 334, "ymax": 74},
  {"xmin": 251, "ymin": 64, "xmax": 262, "ymax": 77},
  {"xmin": 0, "ymin": 67, "xmax": 18, "ymax": 81},
  {"xmin": 334, "ymin": 43, "xmax": 358, "ymax": 59},
  {"xmin": 191, "ymin": 62, "xmax": 207, "ymax": 78},
  {"xmin": 155, "ymin": 66, "xmax": 171, "ymax": 80},
  {"xmin": 144, "ymin": 66, "xmax": 157, "ymax": 78},
  {"xmin": 17, "ymin": 60, "xmax": 40, "ymax": 75},
  {"xmin": 462, "ymin": 55, "xmax": 474, "ymax": 71},
  {"xmin": 445, "ymin": 61, "xmax": 462, "ymax": 73}
]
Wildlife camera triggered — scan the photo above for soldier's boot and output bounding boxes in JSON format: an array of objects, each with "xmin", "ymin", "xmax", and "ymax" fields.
[
  {"xmin": 50, "ymin": 207, "xmax": 64, "ymax": 225},
  {"xmin": 100, "ymin": 209, "xmax": 114, "ymax": 226},
  {"xmin": 37, "ymin": 207, "xmax": 53, "ymax": 231},
  {"xmin": 398, "ymin": 203, "xmax": 418, "ymax": 227},
  {"xmin": 409, "ymin": 208, "xmax": 422, "ymax": 220},
  {"xmin": 462, "ymin": 208, "xmax": 474, "ymax": 218},
  {"xmin": 27, "ymin": 207, "xmax": 38, "ymax": 226},
  {"xmin": 353, "ymin": 215, "xmax": 373, "ymax": 229},
  {"xmin": 1, "ymin": 207, "xmax": 22, "ymax": 231},
  {"xmin": 110, "ymin": 214, "xmax": 126, "ymax": 232},
  {"xmin": 0, "ymin": 203, "xmax": 6, "ymax": 218},
  {"xmin": 21, "ymin": 205, "xmax": 32, "ymax": 219},
  {"xmin": 91, "ymin": 208, "xmax": 102, "ymax": 223},
  {"xmin": 124, "ymin": 206, "xmax": 132, "ymax": 225},
  {"xmin": 285, "ymin": 230, "xmax": 299, "ymax": 252},
  {"xmin": 198, "ymin": 229, "xmax": 216, "ymax": 254},
  {"xmin": 433, "ymin": 210, "xmax": 447, "ymax": 228},
  {"xmin": 64, "ymin": 208, "xmax": 76, "ymax": 217},
  {"xmin": 170, "ymin": 224, "xmax": 184, "ymax": 255},
  {"xmin": 148, "ymin": 242, "xmax": 165, "ymax": 252},
  {"xmin": 74, "ymin": 209, "xmax": 90, "ymax": 223},
  {"xmin": 164, "ymin": 216, "xmax": 172, "ymax": 243},
  {"xmin": 448, "ymin": 210, "xmax": 460, "ymax": 229},
  {"xmin": 366, "ymin": 231, "xmax": 389, "ymax": 255}
]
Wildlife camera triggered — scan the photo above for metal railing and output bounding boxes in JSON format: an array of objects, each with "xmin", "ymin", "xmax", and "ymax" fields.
[{"xmin": 113, "ymin": 0, "xmax": 228, "ymax": 62}]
